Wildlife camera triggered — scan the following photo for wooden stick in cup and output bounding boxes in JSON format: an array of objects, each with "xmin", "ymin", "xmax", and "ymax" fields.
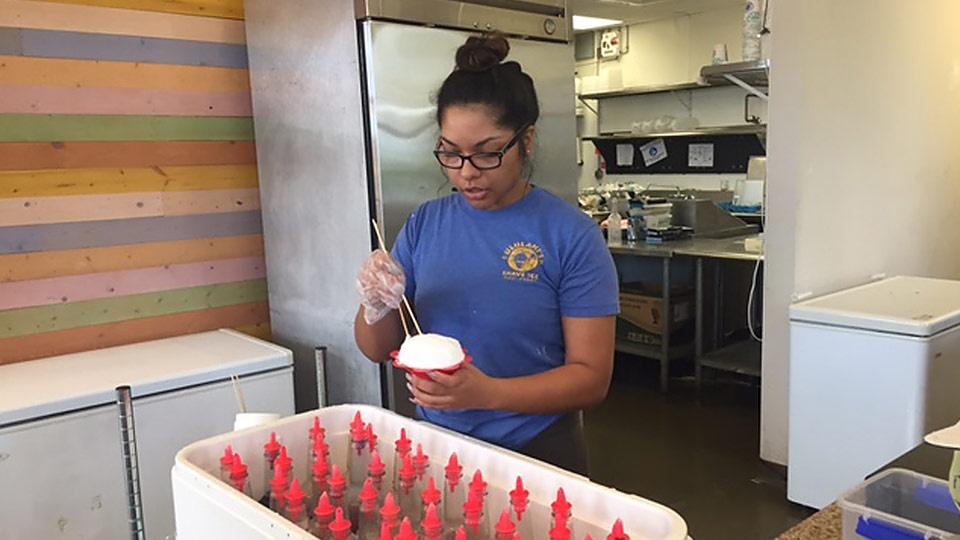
[
  {"xmin": 231, "ymin": 375, "xmax": 247, "ymax": 414},
  {"xmin": 370, "ymin": 219, "xmax": 423, "ymax": 335}
]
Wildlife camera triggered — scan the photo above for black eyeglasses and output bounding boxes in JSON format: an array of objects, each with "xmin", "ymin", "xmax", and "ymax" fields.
[{"xmin": 433, "ymin": 125, "xmax": 529, "ymax": 170}]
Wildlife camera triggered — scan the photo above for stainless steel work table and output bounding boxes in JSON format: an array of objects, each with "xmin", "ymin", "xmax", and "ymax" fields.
[{"xmin": 609, "ymin": 235, "xmax": 763, "ymax": 392}]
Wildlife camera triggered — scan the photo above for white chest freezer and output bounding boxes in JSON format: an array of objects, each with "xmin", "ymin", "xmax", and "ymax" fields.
[
  {"xmin": 787, "ymin": 276, "xmax": 960, "ymax": 509},
  {"xmin": 0, "ymin": 329, "xmax": 295, "ymax": 540}
]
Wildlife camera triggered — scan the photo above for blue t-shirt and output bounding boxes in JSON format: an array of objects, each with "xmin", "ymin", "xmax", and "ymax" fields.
[{"xmin": 392, "ymin": 186, "xmax": 619, "ymax": 450}]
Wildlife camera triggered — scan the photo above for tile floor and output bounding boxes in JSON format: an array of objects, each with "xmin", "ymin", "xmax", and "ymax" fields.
[{"xmin": 584, "ymin": 354, "xmax": 814, "ymax": 540}]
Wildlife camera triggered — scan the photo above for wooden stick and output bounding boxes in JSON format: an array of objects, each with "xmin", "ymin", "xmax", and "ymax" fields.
[
  {"xmin": 371, "ymin": 219, "xmax": 422, "ymax": 335},
  {"xmin": 231, "ymin": 375, "xmax": 247, "ymax": 413}
]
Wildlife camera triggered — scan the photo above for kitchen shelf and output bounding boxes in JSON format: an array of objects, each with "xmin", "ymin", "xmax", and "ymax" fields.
[
  {"xmin": 587, "ymin": 124, "xmax": 766, "ymax": 140},
  {"xmin": 579, "ymin": 81, "xmax": 706, "ymax": 100},
  {"xmin": 700, "ymin": 59, "xmax": 769, "ymax": 87},
  {"xmin": 698, "ymin": 338, "xmax": 761, "ymax": 377}
]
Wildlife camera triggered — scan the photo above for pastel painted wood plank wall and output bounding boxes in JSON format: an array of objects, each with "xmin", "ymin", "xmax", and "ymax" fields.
[{"xmin": 0, "ymin": 0, "xmax": 270, "ymax": 365}]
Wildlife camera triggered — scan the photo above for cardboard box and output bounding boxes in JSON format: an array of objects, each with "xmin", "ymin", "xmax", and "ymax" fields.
[{"xmin": 617, "ymin": 286, "xmax": 693, "ymax": 346}]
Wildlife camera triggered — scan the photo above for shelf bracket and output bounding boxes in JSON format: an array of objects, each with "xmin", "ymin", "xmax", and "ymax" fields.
[
  {"xmin": 724, "ymin": 73, "xmax": 768, "ymax": 101},
  {"xmin": 577, "ymin": 95, "xmax": 599, "ymax": 116},
  {"xmin": 670, "ymin": 89, "xmax": 693, "ymax": 114}
]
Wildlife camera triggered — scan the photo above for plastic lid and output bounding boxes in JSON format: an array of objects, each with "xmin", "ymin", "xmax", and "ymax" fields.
[
  {"xmin": 455, "ymin": 526, "xmax": 468, "ymax": 540},
  {"xmin": 360, "ymin": 478, "xmax": 379, "ymax": 504},
  {"xmin": 270, "ymin": 467, "xmax": 288, "ymax": 493},
  {"xmin": 368, "ymin": 449, "xmax": 386, "ymax": 477},
  {"xmin": 328, "ymin": 507, "xmax": 352, "ymax": 538},
  {"xmin": 286, "ymin": 478, "xmax": 306, "ymax": 507},
  {"xmin": 549, "ymin": 523, "xmax": 572, "ymax": 540},
  {"xmin": 422, "ymin": 503, "xmax": 443, "ymax": 534},
  {"xmin": 607, "ymin": 519, "xmax": 629, "ymax": 540},
  {"xmin": 314, "ymin": 492, "xmax": 335, "ymax": 520},
  {"xmin": 220, "ymin": 445, "xmax": 234, "ymax": 467},
  {"xmin": 275, "ymin": 446, "xmax": 292, "ymax": 475},
  {"xmin": 395, "ymin": 428, "xmax": 412, "ymax": 456},
  {"xmin": 328, "ymin": 464, "xmax": 347, "ymax": 493},
  {"xmin": 395, "ymin": 517, "xmax": 418, "ymax": 540},
  {"xmin": 413, "ymin": 443, "xmax": 430, "ymax": 477},
  {"xmin": 469, "ymin": 469, "xmax": 487, "ymax": 495},
  {"xmin": 366, "ymin": 422, "xmax": 378, "ymax": 450},
  {"xmin": 313, "ymin": 433, "xmax": 329, "ymax": 458},
  {"xmin": 445, "ymin": 453, "xmax": 463, "ymax": 488},
  {"xmin": 510, "ymin": 476, "xmax": 529, "ymax": 519},
  {"xmin": 312, "ymin": 452, "xmax": 330, "ymax": 479},
  {"xmin": 380, "ymin": 492, "xmax": 401, "ymax": 523},
  {"xmin": 551, "ymin": 488, "xmax": 571, "ymax": 516},
  {"xmin": 379, "ymin": 522, "xmax": 394, "ymax": 540},
  {"xmin": 495, "ymin": 509, "xmax": 517, "ymax": 536},
  {"xmin": 463, "ymin": 490, "xmax": 483, "ymax": 517},
  {"xmin": 229, "ymin": 453, "xmax": 247, "ymax": 480},
  {"xmin": 421, "ymin": 476, "xmax": 441, "ymax": 506},
  {"xmin": 264, "ymin": 431, "xmax": 280, "ymax": 456},
  {"xmin": 309, "ymin": 416, "xmax": 325, "ymax": 442},
  {"xmin": 399, "ymin": 453, "xmax": 416, "ymax": 484}
]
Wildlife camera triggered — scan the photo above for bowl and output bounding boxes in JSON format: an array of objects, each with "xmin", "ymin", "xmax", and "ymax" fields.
[{"xmin": 389, "ymin": 348, "xmax": 472, "ymax": 381}]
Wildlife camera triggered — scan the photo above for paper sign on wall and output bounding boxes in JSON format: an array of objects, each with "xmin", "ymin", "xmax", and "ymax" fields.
[
  {"xmin": 615, "ymin": 143, "xmax": 634, "ymax": 166},
  {"xmin": 640, "ymin": 138, "xmax": 668, "ymax": 167},
  {"xmin": 688, "ymin": 143, "xmax": 715, "ymax": 167}
]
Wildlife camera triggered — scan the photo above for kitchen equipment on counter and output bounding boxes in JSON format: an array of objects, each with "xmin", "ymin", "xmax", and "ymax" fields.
[{"xmin": 788, "ymin": 276, "xmax": 960, "ymax": 509}]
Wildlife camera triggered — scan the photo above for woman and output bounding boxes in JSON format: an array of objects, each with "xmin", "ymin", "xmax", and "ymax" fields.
[{"xmin": 354, "ymin": 32, "xmax": 619, "ymax": 475}]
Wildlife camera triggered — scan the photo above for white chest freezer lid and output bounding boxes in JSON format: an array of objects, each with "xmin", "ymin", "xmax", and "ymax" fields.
[
  {"xmin": 0, "ymin": 329, "xmax": 292, "ymax": 426},
  {"xmin": 789, "ymin": 276, "xmax": 960, "ymax": 337}
]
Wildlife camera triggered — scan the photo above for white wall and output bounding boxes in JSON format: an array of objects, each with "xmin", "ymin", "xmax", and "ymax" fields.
[{"xmin": 762, "ymin": 1, "xmax": 960, "ymax": 465}]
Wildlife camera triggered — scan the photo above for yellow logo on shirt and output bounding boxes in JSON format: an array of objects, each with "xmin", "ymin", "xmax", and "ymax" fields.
[{"xmin": 502, "ymin": 242, "xmax": 543, "ymax": 282}]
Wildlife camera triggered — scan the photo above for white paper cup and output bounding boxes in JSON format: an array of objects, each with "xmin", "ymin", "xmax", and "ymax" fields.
[
  {"xmin": 712, "ymin": 43, "xmax": 728, "ymax": 64},
  {"xmin": 233, "ymin": 412, "xmax": 280, "ymax": 431}
]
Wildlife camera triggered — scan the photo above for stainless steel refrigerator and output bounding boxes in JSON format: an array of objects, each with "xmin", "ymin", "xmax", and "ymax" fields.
[{"xmin": 244, "ymin": 0, "xmax": 578, "ymax": 415}]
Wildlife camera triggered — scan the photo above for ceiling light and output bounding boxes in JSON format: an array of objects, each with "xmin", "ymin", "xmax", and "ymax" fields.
[{"xmin": 572, "ymin": 15, "xmax": 624, "ymax": 31}]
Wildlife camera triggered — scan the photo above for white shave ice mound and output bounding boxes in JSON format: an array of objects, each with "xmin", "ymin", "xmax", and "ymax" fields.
[{"xmin": 397, "ymin": 333, "xmax": 464, "ymax": 370}]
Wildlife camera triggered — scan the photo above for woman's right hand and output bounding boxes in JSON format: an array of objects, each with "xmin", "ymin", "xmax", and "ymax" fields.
[{"xmin": 356, "ymin": 249, "xmax": 406, "ymax": 325}]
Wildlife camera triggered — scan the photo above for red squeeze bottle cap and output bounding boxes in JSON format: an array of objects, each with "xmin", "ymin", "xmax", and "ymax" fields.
[
  {"xmin": 286, "ymin": 478, "xmax": 306, "ymax": 506},
  {"xmin": 455, "ymin": 526, "xmax": 468, "ymax": 540},
  {"xmin": 421, "ymin": 476, "xmax": 441, "ymax": 506},
  {"xmin": 379, "ymin": 522, "xmax": 394, "ymax": 540},
  {"xmin": 396, "ymin": 517, "xmax": 418, "ymax": 540},
  {"xmin": 328, "ymin": 507, "xmax": 352, "ymax": 537},
  {"xmin": 549, "ymin": 523, "xmax": 572, "ymax": 540},
  {"xmin": 270, "ymin": 467, "xmax": 288, "ymax": 492},
  {"xmin": 368, "ymin": 449, "xmax": 386, "ymax": 477},
  {"xmin": 380, "ymin": 492, "xmax": 401, "ymax": 522},
  {"xmin": 360, "ymin": 478, "xmax": 379, "ymax": 503},
  {"xmin": 513, "ymin": 535, "xmax": 523, "ymax": 540},
  {"xmin": 463, "ymin": 490, "xmax": 483, "ymax": 517},
  {"xmin": 413, "ymin": 443, "xmax": 429, "ymax": 473},
  {"xmin": 510, "ymin": 476, "xmax": 529, "ymax": 518},
  {"xmin": 313, "ymin": 433, "xmax": 329, "ymax": 457},
  {"xmin": 314, "ymin": 492, "xmax": 335, "ymax": 520},
  {"xmin": 422, "ymin": 503, "xmax": 443, "ymax": 533},
  {"xmin": 276, "ymin": 446, "xmax": 292, "ymax": 473},
  {"xmin": 469, "ymin": 469, "xmax": 487, "ymax": 495},
  {"xmin": 366, "ymin": 422, "xmax": 378, "ymax": 450},
  {"xmin": 585, "ymin": 536, "xmax": 594, "ymax": 540},
  {"xmin": 309, "ymin": 416, "xmax": 325, "ymax": 441},
  {"xmin": 220, "ymin": 445, "xmax": 234, "ymax": 467},
  {"xmin": 445, "ymin": 453, "xmax": 463, "ymax": 487},
  {"xmin": 495, "ymin": 509, "xmax": 517, "ymax": 536},
  {"xmin": 230, "ymin": 453, "xmax": 248, "ymax": 480},
  {"xmin": 551, "ymin": 488, "xmax": 572, "ymax": 516},
  {"xmin": 312, "ymin": 452, "xmax": 330, "ymax": 478},
  {"xmin": 350, "ymin": 411, "xmax": 366, "ymax": 442},
  {"xmin": 399, "ymin": 453, "xmax": 416, "ymax": 483},
  {"xmin": 264, "ymin": 432, "xmax": 281, "ymax": 456},
  {"xmin": 329, "ymin": 464, "xmax": 347, "ymax": 490},
  {"xmin": 606, "ymin": 519, "xmax": 630, "ymax": 540},
  {"xmin": 395, "ymin": 428, "xmax": 412, "ymax": 456}
]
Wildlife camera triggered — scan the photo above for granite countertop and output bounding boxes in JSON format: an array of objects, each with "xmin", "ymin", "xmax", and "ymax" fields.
[{"xmin": 775, "ymin": 504, "xmax": 842, "ymax": 540}]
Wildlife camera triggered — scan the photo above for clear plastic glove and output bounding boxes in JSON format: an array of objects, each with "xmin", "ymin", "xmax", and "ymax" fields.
[{"xmin": 356, "ymin": 249, "xmax": 406, "ymax": 325}]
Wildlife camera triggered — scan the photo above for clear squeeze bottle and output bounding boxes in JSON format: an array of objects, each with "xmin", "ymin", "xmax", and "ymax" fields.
[
  {"xmin": 366, "ymin": 423, "xmax": 378, "ymax": 453},
  {"xmin": 442, "ymin": 454, "xmax": 466, "ymax": 536},
  {"xmin": 357, "ymin": 478, "xmax": 381, "ymax": 540},
  {"xmin": 275, "ymin": 446, "xmax": 293, "ymax": 488},
  {"xmin": 395, "ymin": 517, "xmax": 419, "ymax": 540},
  {"xmin": 378, "ymin": 521, "xmax": 394, "ymax": 540},
  {"xmin": 379, "ymin": 492, "xmax": 402, "ymax": 537},
  {"xmin": 509, "ymin": 476, "xmax": 531, "ymax": 540},
  {"xmin": 421, "ymin": 503, "xmax": 443, "ymax": 540},
  {"xmin": 462, "ymin": 490, "xmax": 488, "ymax": 540},
  {"xmin": 219, "ymin": 445, "xmax": 234, "ymax": 482},
  {"xmin": 367, "ymin": 449, "xmax": 387, "ymax": 505},
  {"xmin": 284, "ymin": 478, "xmax": 309, "ymax": 530},
  {"xmin": 413, "ymin": 443, "xmax": 430, "ymax": 482},
  {"xmin": 260, "ymin": 432, "xmax": 282, "ymax": 505},
  {"xmin": 348, "ymin": 412, "xmax": 372, "ymax": 519},
  {"xmin": 328, "ymin": 464, "xmax": 348, "ymax": 513},
  {"xmin": 329, "ymin": 507, "xmax": 356, "ymax": 540},
  {"xmin": 551, "ymin": 488, "xmax": 573, "ymax": 538},
  {"xmin": 493, "ymin": 508, "xmax": 517, "ymax": 540},
  {"xmin": 606, "ymin": 519, "xmax": 630, "ymax": 540},
  {"xmin": 312, "ymin": 492, "xmax": 336, "ymax": 540},
  {"xmin": 548, "ymin": 520, "xmax": 572, "ymax": 540},
  {"xmin": 229, "ymin": 453, "xmax": 252, "ymax": 497},
  {"xmin": 420, "ymin": 476, "xmax": 442, "ymax": 525},
  {"xmin": 393, "ymin": 428, "xmax": 413, "ymax": 491},
  {"xmin": 397, "ymin": 453, "xmax": 422, "ymax": 529},
  {"xmin": 269, "ymin": 466, "xmax": 289, "ymax": 513},
  {"xmin": 454, "ymin": 526, "xmax": 467, "ymax": 540},
  {"xmin": 310, "ymin": 446, "xmax": 331, "ymax": 510}
]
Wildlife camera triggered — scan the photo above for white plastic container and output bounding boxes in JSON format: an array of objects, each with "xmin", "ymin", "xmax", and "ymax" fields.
[
  {"xmin": 172, "ymin": 405, "xmax": 688, "ymax": 539},
  {"xmin": 837, "ymin": 468, "xmax": 960, "ymax": 539}
]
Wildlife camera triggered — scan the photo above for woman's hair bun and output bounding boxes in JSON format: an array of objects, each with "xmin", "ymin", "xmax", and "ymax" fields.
[{"xmin": 455, "ymin": 31, "xmax": 510, "ymax": 72}]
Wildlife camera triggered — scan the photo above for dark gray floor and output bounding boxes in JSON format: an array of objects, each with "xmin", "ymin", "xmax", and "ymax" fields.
[{"xmin": 584, "ymin": 354, "xmax": 814, "ymax": 540}]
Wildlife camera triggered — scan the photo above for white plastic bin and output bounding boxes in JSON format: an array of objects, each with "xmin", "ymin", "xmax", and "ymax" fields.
[
  {"xmin": 837, "ymin": 468, "xmax": 960, "ymax": 539},
  {"xmin": 172, "ymin": 404, "xmax": 688, "ymax": 539}
]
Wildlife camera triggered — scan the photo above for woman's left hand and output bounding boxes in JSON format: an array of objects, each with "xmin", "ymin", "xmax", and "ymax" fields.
[{"xmin": 406, "ymin": 363, "xmax": 497, "ymax": 411}]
